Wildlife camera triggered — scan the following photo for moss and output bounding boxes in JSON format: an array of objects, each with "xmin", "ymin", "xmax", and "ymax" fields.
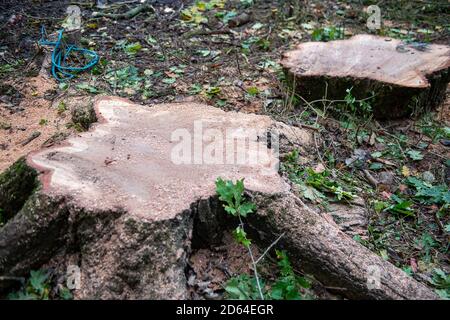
[
  {"xmin": 70, "ymin": 101, "xmax": 97, "ymax": 131},
  {"xmin": 0, "ymin": 157, "xmax": 39, "ymax": 224}
]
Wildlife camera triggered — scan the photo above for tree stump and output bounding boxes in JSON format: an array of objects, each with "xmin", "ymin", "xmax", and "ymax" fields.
[
  {"xmin": 281, "ymin": 35, "xmax": 450, "ymax": 119},
  {"xmin": 0, "ymin": 97, "xmax": 437, "ymax": 299}
]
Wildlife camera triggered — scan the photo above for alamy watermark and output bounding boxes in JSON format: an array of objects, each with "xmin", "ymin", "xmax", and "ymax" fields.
[
  {"xmin": 366, "ymin": 5, "xmax": 381, "ymax": 30},
  {"xmin": 366, "ymin": 265, "xmax": 381, "ymax": 290},
  {"xmin": 66, "ymin": 265, "xmax": 81, "ymax": 290},
  {"xmin": 170, "ymin": 120, "xmax": 279, "ymax": 175}
]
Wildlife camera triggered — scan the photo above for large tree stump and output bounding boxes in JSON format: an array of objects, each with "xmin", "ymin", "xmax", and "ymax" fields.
[
  {"xmin": 0, "ymin": 97, "xmax": 437, "ymax": 299},
  {"xmin": 281, "ymin": 35, "xmax": 450, "ymax": 119}
]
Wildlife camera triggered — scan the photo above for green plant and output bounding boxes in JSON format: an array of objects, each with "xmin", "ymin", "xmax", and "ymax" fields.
[
  {"xmin": 225, "ymin": 274, "xmax": 263, "ymax": 300},
  {"xmin": 416, "ymin": 232, "xmax": 438, "ymax": 263},
  {"xmin": 282, "ymin": 152, "xmax": 354, "ymax": 203},
  {"xmin": 384, "ymin": 194, "xmax": 415, "ymax": 217},
  {"xmin": 311, "ymin": 26, "xmax": 344, "ymax": 41},
  {"xmin": 406, "ymin": 150, "xmax": 424, "ymax": 161},
  {"xmin": 343, "ymin": 88, "xmax": 373, "ymax": 119},
  {"xmin": 216, "ymin": 178, "xmax": 256, "ymax": 219},
  {"xmin": 57, "ymin": 101, "xmax": 67, "ymax": 115},
  {"xmin": 224, "ymin": 250, "xmax": 311, "ymax": 300},
  {"xmin": 216, "ymin": 177, "xmax": 262, "ymax": 298},
  {"xmin": 407, "ymin": 177, "xmax": 450, "ymax": 206},
  {"xmin": 246, "ymin": 86, "xmax": 259, "ymax": 97},
  {"xmin": 123, "ymin": 42, "xmax": 142, "ymax": 55},
  {"xmin": 217, "ymin": 178, "xmax": 312, "ymax": 300},
  {"xmin": 431, "ymin": 268, "xmax": 450, "ymax": 299},
  {"xmin": 269, "ymin": 250, "xmax": 311, "ymax": 300},
  {"xmin": 240, "ymin": 0, "xmax": 253, "ymax": 7},
  {"xmin": 8, "ymin": 270, "xmax": 50, "ymax": 300},
  {"xmin": 205, "ymin": 86, "xmax": 222, "ymax": 99},
  {"xmin": 8, "ymin": 269, "xmax": 74, "ymax": 300},
  {"xmin": 105, "ymin": 65, "xmax": 143, "ymax": 94},
  {"xmin": 189, "ymin": 84, "xmax": 203, "ymax": 95}
]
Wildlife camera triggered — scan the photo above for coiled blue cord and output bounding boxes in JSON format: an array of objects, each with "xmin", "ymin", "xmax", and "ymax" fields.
[{"xmin": 38, "ymin": 26, "xmax": 99, "ymax": 82}]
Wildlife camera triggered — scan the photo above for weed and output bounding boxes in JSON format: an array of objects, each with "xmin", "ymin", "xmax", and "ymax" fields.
[
  {"xmin": 282, "ymin": 150, "xmax": 354, "ymax": 203},
  {"xmin": 8, "ymin": 269, "xmax": 73, "ymax": 300},
  {"xmin": 216, "ymin": 178, "xmax": 255, "ymax": 219},
  {"xmin": 224, "ymin": 250, "xmax": 311, "ymax": 300},
  {"xmin": 269, "ymin": 250, "xmax": 311, "ymax": 300},
  {"xmin": 385, "ymin": 194, "xmax": 415, "ymax": 217},
  {"xmin": 57, "ymin": 101, "xmax": 67, "ymax": 115},
  {"xmin": 431, "ymin": 268, "xmax": 450, "ymax": 299},
  {"xmin": 8, "ymin": 270, "xmax": 50, "ymax": 300},
  {"xmin": 311, "ymin": 26, "xmax": 344, "ymax": 41},
  {"xmin": 205, "ymin": 86, "xmax": 222, "ymax": 99}
]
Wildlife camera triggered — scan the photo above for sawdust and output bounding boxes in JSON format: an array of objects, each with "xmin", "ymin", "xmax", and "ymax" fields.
[{"xmin": 0, "ymin": 76, "xmax": 71, "ymax": 172}]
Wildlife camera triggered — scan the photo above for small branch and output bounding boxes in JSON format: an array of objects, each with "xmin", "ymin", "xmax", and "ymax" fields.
[
  {"xmin": 183, "ymin": 28, "xmax": 232, "ymax": 39},
  {"xmin": 92, "ymin": 4, "xmax": 154, "ymax": 19},
  {"xmin": 255, "ymin": 232, "xmax": 285, "ymax": 265},
  {"xmin": 20, "ymin": 131, "xmax": 41, "ymax": 146},
  {"xmin": 238, "ymin": 215, "xmax": 264, "ymax": 300},
  {"xmin": 363, "ymin": 169, "xmax": 379, "ymax": 188}
]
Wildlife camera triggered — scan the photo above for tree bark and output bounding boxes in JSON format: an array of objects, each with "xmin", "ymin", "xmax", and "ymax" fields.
[
  {"xmin": 0, "ymin": 97, "xmax": 438, "ymax": 299},
  {"xmin": 281, "ymin": 35, "xmax": 450, "ymax": 119}
]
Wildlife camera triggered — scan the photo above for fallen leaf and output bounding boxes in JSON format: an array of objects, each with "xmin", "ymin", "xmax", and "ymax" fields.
[{"xmin": 401, "ymin": 165, "xmax": 410, "ymax": 177}]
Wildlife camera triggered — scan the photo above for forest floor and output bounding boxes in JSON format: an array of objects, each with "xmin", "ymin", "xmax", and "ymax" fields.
[{"xmin": 0, "ymin": 0, "xmax": 449, "ymax": 299}]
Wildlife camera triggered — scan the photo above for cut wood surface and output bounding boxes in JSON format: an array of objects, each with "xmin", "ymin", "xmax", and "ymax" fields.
[
  {"xmin": 0, "ymin": 97, "xmax": 437, "ymax": 299},
  {"xmin": 281, "ymin": 35, "xmax": 450, "ymax": 118}
]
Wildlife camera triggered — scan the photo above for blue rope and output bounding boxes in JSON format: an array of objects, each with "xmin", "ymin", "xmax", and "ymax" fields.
[{"xmin": 38, "ymin": 26, "xmax": 99, "ymax": 82}]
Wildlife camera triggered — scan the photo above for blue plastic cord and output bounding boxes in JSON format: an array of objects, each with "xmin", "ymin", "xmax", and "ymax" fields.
[{"xmin": 39, "ymin": 26, "xmax": 99, "ymax": 82}]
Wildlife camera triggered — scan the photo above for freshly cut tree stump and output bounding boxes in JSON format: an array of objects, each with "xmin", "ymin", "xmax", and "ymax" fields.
[
  {"xmin": 281, "ymin": 35, "xmax": 450, "ymax": 119},
  {"xmin": 0, "ymin": 97, "xmax": 437, "ymax": 299}
]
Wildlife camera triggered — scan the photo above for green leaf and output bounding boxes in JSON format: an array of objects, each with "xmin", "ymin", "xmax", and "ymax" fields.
[
  {"xmin": 76, "ymin": 83, "xmax": 98, "ymax": 94},
  {"xmin": 59, "ymin": 287, "xmax": 73, "ymax": 300},
  {"xmin": 197, "ymin": 49, "xmax": 211, "ymax": 57},
  {"xmin": 385, "ymin": 195, "xmax": 415, "ymax": 216},
  {"xmin": 369, "ymin": 163, "xmax": 383, "ymax": 170},
  {"xmin": 162, "ymin": 77, "xmax": 176, "ymax": 84},
  {"xmin": 445, "ymin": 224, "xmax": 450, "ymax": 233},
  {"xmin": 238, "ymin": 202, "xmax": 255, "ymax": 217},
  {"xmin": 233, "ymin": 226, "xmax": 251, "ymax": 247},
  {"xmin": 407, "ymin": 150, "xmax": 424, "ymax": 161},
  {"xmin": 246, "ymin": 86, "xmax": 259, "ymax": 96},
  {"xmin": 123, "ymin": 42, "xmax": 142, "ymax": 55},
  {"xmin": 225, "ymin": 274, "xmax": 262, "ymax": 300},
  {"xmin": 189, "ymin": 84, "xmax": 202, "ymax": 95},
  {"xmin": 29, "ymin": 270, "xmax": 49, "ymax": 295}
]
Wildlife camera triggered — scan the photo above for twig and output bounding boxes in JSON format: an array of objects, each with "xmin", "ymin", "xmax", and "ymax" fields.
[
  {"xmin": 92, "ymin": 4, "xmax": 154, "ymax": 19},
  {"xmin": 238, "ymin": 215, "xmax": 264, "ymax": 300},
  {"xmin": 20, "ymin": 131, "xmax": 41, "ymax": 146},
  {"xmin": 363, "ymin": 169, "xmax": 379, "ymax": 187},
  {"xmin": 183, "ymin": 28, "xmax": 232, "ymax": 38},
  {"xmin": 255, "ymin": 232, "xmax": 285, "ymax": 265}
]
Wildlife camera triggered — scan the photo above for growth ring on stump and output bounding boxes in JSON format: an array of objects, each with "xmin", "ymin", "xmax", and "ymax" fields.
[{"xmin": 281, "ymin": 35, "xmax": 450, "ymax": 119}]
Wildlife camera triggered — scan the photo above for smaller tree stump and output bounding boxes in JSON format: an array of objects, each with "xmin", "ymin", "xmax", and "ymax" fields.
[{"xmin": 281, "ymin": 35, "xmax": 450, "ymax": 119}]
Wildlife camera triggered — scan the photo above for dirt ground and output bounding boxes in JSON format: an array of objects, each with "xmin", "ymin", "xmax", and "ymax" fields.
[{"xmin": 1, "ymin": 0, "xmax": 449, "ymax": 299}]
